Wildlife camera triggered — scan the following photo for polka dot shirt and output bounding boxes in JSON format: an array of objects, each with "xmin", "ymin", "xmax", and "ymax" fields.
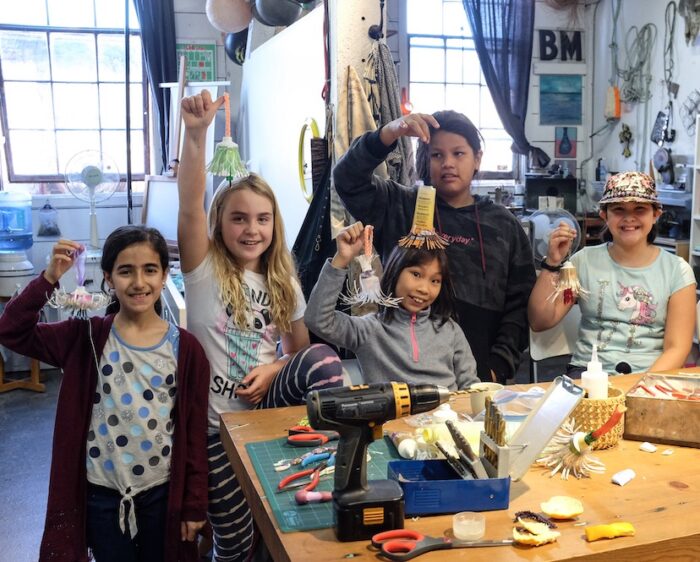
[{"xmin": 86, "ymin": 323, "xmax": 179, "ymax": 496}]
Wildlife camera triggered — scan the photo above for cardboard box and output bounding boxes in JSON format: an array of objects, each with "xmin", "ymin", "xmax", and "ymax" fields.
[
  {"xmin": 624, "ymin": 374, "xmax": 700, "ymax": 448},
  {"xmin": 387, "ymin": 460, "xmax": 510, "ymax": 516}
]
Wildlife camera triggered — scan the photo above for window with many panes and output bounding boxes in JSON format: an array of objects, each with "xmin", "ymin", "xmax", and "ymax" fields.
[
  {"xmin": 406, "ymin": 0, "xmax": 514, "ymax": 179},
  {"xmin": 0, "ymin": 0, "xmax": 148, "ymax": 192}
]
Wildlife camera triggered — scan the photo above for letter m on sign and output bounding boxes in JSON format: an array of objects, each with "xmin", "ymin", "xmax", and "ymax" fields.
[{"xmin": 560, "ymin": 31, "xmax": 582, "ymax": 61}]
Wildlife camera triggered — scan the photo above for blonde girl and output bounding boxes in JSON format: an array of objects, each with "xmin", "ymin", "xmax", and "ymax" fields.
[{"xmin": 178, "ymin": 90, "xmax": 344, "ymax": 562}]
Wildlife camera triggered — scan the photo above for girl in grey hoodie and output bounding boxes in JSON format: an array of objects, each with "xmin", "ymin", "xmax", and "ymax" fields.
[{"xmin": 305, "ymin": 222, "xmax": 478, "ymax": 390}]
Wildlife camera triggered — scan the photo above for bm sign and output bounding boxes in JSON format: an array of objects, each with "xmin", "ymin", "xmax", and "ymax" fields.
[{"xmin": 539, "ymin": 29, "xmax": 583, "ymax": 62}]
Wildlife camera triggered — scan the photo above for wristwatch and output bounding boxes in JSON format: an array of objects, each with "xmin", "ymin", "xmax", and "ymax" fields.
[{"xmin": 540, "ymin": 257, "xmax": 562, "ymax": 272}]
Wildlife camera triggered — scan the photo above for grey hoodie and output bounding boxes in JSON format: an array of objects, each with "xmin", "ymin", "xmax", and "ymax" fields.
[{"xmin": 305, "ymin": 260, "xmax": 478, "ymax": 390}]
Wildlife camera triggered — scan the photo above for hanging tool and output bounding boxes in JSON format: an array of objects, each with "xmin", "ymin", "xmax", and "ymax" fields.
[
  {"xmin": 287, "ymin": 425, "xmax": 339, "ymax": 447},
  {"xmin": 306, "ymin": 382, "xmax": 450, "ymax": 541},
  {"xmin": 371, "ymin": 529, "xmax": 513, "ymax": 561}
]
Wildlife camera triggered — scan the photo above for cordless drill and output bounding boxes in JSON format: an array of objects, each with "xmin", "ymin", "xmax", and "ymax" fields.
[{"xmin": 306, "ymin": 382, "xmax": 449, "ymax": 541}]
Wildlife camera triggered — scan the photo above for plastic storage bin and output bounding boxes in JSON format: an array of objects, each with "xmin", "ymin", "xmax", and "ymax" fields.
[
  {"xmin": 387, "ymin": 459, "xmax": 510, "ymax": 516},
  {"xmin": 0, "ymin": 192, "xmax": 32, "ymax": 252}
]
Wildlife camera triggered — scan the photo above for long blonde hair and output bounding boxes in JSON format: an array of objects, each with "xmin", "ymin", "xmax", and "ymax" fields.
[{"xmin": 207, "ymin": 173, "xmax": 298, "ymax": 332}]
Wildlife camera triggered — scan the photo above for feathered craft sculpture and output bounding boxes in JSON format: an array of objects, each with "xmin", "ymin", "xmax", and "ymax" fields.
[
  {"xmin": 549, "ymin": 261, "xmax": 588, "ymax": 305},
  {"xmin": 206, "ymin": 92, "xmax": 248, "ymax": 182},
  {"xmin": 398, "ymin": 183, "xmax": 448, "ymax": 250},
  {"xmin": 340, "ymin": 225, "xmax": 402, "ymax": 308},
  {"xmin": 47, "ymin": 247, "xmax": 110, "ymax": 319},
  {"xmin": 537, "ymin": 406, "xmax": 625, "ymax": 480}
]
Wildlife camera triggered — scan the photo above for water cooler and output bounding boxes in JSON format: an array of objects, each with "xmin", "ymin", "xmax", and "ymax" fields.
[
  {"xmin": 0, "ymin": 192, "xmax": 34, "ymax": 297},
  {"xmin": 0, "ymin": 192, "xmax": 43, "ymax": 391}
]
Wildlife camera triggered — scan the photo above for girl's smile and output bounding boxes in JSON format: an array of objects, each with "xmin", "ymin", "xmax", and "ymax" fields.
[
  {"xmin": 601, "ymin": 202, "xmax": 661, "ymax": 247},
  {"xmin": 395, "ymin": 257, "xmax": 443, "ymax": 314},
  {"xmin": 104, "ymin": 242, "xmax": 167, "ymax": 317},
  {"xmin": 220, "ymin": 189, "xmax": 274, "ymax": 272}
]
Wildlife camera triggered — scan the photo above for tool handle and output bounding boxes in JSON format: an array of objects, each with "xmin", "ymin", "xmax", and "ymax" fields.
[
  {"xmin": 287, "ymin": 433, "xmax": 328, "ymax": 447},
  {"xmin": 294, "ymin": 490, "xmax": 332, "ymax": 505},
  {"xmin": 333, "ymin": 425, "xmax": 371, "ymax": 492},
  {"xmin": 380, "ymin": 537, "xmax": 448, "ymax": 561},
  {"xmin": 372, "ymin": 530, "xmax": 424, "ymax": 546}
]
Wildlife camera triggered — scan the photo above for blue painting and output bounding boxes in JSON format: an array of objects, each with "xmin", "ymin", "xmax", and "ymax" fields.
[{"xmin": 540, "ymin": 75, "xmax": 582, "ymax": 125}]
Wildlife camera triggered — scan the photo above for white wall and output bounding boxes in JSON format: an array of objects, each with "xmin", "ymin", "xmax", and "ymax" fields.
[
  {"xmin": 526, "ymin": 0, "xmax": 700, "ymax": 194},
  {"xmin": 237, "ymin": 7, "xmax": 326, "ymax": 246},
  {"xmin": 589, "ymin": 0, "xmax": 700, "ymax": 180}
]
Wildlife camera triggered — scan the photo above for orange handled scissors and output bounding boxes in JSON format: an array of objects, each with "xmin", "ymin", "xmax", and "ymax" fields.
[{"xmin": 371, "ymin": 530, "xmax": 513, "ymax": 561}]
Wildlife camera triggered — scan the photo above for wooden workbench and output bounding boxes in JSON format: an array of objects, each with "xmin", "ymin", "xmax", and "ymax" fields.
[{"xmin": 220, "ymin": 374, "xmax": 700, "ymax": 561}]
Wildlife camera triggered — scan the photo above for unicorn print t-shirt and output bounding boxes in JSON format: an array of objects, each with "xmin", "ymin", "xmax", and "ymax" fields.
[
  {"xmin": 184, "ymin": 252, "xmax": 305, "ymax": 431},
  {"xmin": 570, "ymin": 244, "xmax": 695, "ymax": 372}
]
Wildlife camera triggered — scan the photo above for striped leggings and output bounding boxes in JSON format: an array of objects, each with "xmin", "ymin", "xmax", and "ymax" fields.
[{"xmin": 206, "ymin": 343, "xmax": 345, "ymax": 562}]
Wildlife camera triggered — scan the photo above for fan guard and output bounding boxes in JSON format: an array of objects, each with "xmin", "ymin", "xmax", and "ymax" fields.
[{"xmin": 529, "ymin": 209, "xmax": 582, "ymax": 263}]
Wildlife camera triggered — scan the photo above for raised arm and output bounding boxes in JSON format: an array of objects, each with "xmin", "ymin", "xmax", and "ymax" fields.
[
  {"xmin": 304, "ymin": 222, "xmax": 367, "ymax": 349},
  {"xmin": 0, "ymin": 239, "xmax": 83, "ymax": 367},
  {"xmin": 648, "ymin": 283, "xmax": 696, "ymax": 371},
  {"xmin": 177, "ymin": 90, "xmax": 225, "ymax": 273},
  {"xmin": 528, "ymin": 222, "xmax": 578, "ymax": 331}
]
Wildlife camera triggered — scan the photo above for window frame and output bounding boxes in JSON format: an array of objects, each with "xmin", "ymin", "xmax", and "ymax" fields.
[
  {"xmin": 405, "ymin": 5, "xmax": 517, "ymax": 181},
  {"xmin": 0, "ymin": 22, "xmax": 150, "ymax": 185}
]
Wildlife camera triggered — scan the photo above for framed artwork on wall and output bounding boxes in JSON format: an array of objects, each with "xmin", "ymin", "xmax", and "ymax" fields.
[
  {"xmin": 540, "ymin": 75, "xmax": 582, "ymax": 125},
  {"xmin": 555, "ymin": 127, "xmax": 577, "ymax": 158}
]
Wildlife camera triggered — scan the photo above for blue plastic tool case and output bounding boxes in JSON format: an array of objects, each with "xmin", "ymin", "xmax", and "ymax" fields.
[{"xmin": 387, "ymin": 459, "xmax": 510, "ymax": 516}]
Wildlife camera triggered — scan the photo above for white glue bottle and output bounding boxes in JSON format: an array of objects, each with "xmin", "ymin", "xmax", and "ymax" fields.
[{"xmin": 580, "ymin": 345, "xmax": 608, "ymax": 399}]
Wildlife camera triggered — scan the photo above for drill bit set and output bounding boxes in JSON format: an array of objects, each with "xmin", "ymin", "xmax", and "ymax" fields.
[{"xmin": 436, "ymin": 376, "xmax": 585, "ymax": 481}]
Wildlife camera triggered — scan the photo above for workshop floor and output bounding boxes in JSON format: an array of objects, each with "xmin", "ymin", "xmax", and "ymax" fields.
[{"xmin": 0, "ymin": 354, "xmax": 568, "ymax": 561}]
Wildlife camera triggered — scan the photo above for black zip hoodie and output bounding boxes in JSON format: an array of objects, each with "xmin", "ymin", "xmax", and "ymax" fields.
[{"xmin": 333, "ymin": 130, "xmax": 536, "ymax": 382}]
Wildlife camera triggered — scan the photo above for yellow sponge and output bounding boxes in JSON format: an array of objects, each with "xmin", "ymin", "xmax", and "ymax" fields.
[{"xmin": 585, "ymin": 522, "xmax": 635, "ymax": 542}]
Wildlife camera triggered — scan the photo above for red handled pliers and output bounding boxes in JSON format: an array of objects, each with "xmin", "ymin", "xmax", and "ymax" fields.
[
  {"xmin": 287, "ymin": 425, "xmax": 339, "ymax": 447},
  {"xmin": 277, "ymin": 460, "xmax": 333, "ymax": 505}
]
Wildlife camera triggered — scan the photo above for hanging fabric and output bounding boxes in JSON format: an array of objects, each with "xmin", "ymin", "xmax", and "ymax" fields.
[
  {"xmin": 331, "ymin": 65, "xmax": 387, "ymax": 237},
  {"xmin": 363, "ymin": 41, "xmax": 415, "ymax": 186}
]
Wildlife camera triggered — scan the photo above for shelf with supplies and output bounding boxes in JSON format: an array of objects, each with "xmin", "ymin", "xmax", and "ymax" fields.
[
  {"xmin": 577, "ymin": 215, "xmax": 605, "ymax": 246},
  {"xmin": 690, "ymin": 115, "xmax": 700, "ymax": 287},
  {"xmin": 654, "ymin": 237, "xmax": 690, "ymax": 261},
  {"xmin": 688, "ymin": 115, "xmax": 700, "ymax": 288}
]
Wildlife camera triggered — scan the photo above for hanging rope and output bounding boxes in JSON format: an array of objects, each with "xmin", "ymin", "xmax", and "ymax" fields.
[
  {"xmin": 609, "ymin": 0, "xmax": 621, "ymax": 87},
  {"xmin": 611, "ymin": 0, "xmax": 657, "ymax": 105},
  {"xmin": 664, "ymin": 1, "xmax": 677, "ymax": 98}
]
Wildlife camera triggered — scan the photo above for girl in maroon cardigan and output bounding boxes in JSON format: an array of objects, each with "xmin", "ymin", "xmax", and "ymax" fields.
[{"xmin": 0, "ymin": 226, "xmax": 210, "ymax": 562}]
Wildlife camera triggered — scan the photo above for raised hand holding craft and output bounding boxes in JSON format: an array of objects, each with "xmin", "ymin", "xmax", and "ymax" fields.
[
  {"xmin": 47, "ymin": 247, "xmax": 110, "ymax": 319},
  {"xmin": 206, "ymin": 92, "xmax": 248, "ymax": 182},
  {"xmin": 340, "ymin": 225, "xmax": 402, "ymax": 308}
]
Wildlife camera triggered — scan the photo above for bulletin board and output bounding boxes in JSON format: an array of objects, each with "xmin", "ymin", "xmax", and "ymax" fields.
[{"xmin": 176, "ymin": 42, "xmax": 217, "ymax": 81}]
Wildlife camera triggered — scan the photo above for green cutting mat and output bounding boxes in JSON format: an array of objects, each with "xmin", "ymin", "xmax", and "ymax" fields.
[{"xmin": 246, "ymin": 436, "xmax": 401, "ymax": 533}]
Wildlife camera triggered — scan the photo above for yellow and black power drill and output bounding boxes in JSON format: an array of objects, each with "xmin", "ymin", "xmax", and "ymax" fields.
[{"xmin": 306, "ymin": 382, "xmax": 449, "ymax": 541}]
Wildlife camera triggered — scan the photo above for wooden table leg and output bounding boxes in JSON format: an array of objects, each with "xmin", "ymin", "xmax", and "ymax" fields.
[{"xmin": 0, "ymin": 354, "xmax": 45, "ymax": 393}]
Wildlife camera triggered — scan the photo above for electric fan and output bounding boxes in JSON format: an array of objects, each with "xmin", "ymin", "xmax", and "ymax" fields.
[
  {"xmin": 529, "ymin": 209, "xmax": 582, "ymax": 263},
  {"xmin": 64, "ymin": 150, "xmax": 120, "ymax": 249}
]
